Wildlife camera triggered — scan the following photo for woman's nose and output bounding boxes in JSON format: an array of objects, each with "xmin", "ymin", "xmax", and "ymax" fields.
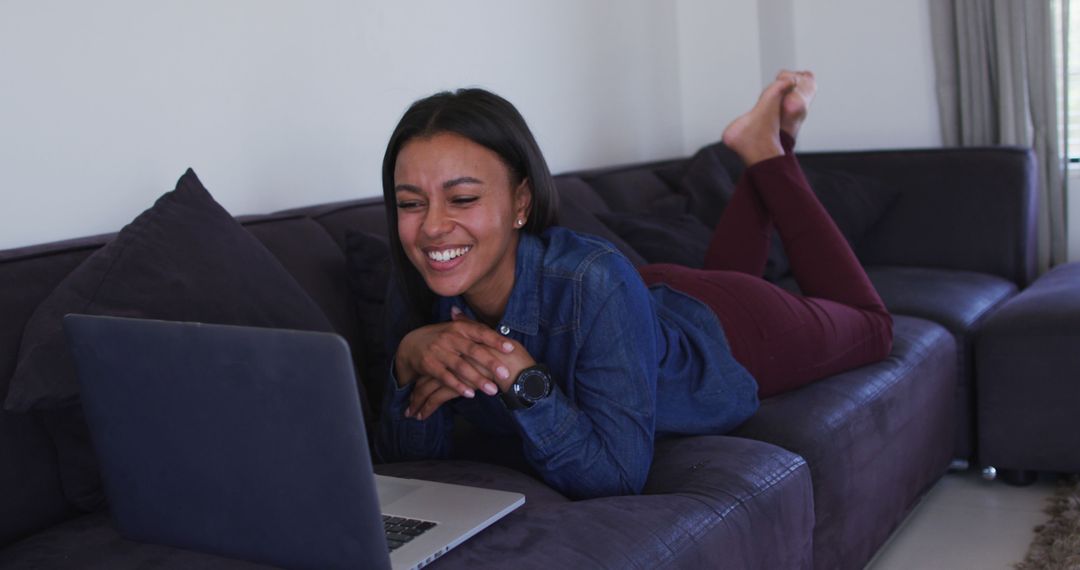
[{"xmin": 421, "ymin": 204, "xmax": 453, "ymax": 238}]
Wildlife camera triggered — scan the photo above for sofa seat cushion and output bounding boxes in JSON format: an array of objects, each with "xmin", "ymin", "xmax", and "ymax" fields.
[
  {"xmin": 424, "ymin": 437, "xmax": 813, "ymax": 569},
  {"xmin": 0, "ymin": 511, "xmax": 272, "ymax": 569},
  {"xmin": 868, "ymin": 265, "xmax": 1016, "ymax": 460},
  {"xmin": 864, "ymin": 266, "xmax": 1017, "ymax": 334},
  {"xmin": 733, "ymin": 315, "xmax": 957, "ymax": 570}
]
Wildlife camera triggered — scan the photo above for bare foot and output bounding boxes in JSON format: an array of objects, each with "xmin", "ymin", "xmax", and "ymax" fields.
[
  {"xmin": 722, "ymin": 77, "xmax": 792, "ymax": 166},
  {"xmin": 776, "ymin": 70, "xmax": 816, "ymax": 139}
]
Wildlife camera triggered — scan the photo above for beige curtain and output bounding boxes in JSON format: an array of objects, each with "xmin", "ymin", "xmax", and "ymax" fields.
[{"xmin": 931, "ymin": 0, "xmax": 1068, "ymax": 271}]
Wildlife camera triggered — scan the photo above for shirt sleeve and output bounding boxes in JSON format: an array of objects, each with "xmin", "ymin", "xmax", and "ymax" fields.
[
  {"xmin": 373, "ymin": 368, "xmax": 455, "ymax": 463},
  {"xmin": 510, "ymin": 268, "xmax": 660, "ymax": 499},
  {"xmin": 372, "ymin": 282, "xmax": 455, "ymax": 463}
]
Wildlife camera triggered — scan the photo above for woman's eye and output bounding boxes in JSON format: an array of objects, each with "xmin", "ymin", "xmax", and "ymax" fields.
[
  {"xmin": 396, "ymin": 201, "xmax": 423, "ymax": 211},
  {"xmin": 451, "ymin": 196, "xmax": 479, "ymax": 206}
]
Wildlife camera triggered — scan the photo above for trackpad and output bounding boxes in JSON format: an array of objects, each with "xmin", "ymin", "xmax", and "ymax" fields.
[{"xmin": 375, "ymin": 477, "xmax": 423, "ymax": 508}]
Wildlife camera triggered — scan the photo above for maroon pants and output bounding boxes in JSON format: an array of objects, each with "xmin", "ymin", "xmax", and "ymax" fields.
[{"xmin": 639, "ymin": 133, "xmax": 893, "ymax": 397}]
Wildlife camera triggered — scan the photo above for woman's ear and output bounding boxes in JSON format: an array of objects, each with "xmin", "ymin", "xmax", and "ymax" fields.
[{"xmin": 514, "ymin": 178, "xmax": 533, "ymax": 227}]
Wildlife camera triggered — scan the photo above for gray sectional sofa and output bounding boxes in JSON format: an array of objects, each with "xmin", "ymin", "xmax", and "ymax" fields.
[{"xmin": 0, "ymin": 142, "xmax": 1037, "ymax": 569}]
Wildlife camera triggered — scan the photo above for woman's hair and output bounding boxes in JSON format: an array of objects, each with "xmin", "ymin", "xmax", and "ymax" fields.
[{"xmin": 381, "ymin": 88, "xmax": 559, "ymax": 324}]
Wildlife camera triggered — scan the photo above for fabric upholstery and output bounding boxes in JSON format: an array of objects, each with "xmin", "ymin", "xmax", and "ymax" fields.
[
  {"xmin": 596, "ymin": 212, "xmax": 713, "ymax": 267},
  {"xmin": 4, "ymin": 169, "xmax": 335, "ymax": 512},
  {"xmin": 344, "ymin": 230, "xmax": 393, "ymax": 425},
  {"xmin": 734, "ymin": 316, "xmax": 957, "ymax": 570},
  {"xmin": 865, "ymin": 266, "xmax": 1017, "ymax": 460},
  {"xmin": 7, "ymin": 170, "xmax": 334, "ymax": 411},
  {"xmin": 412, "ymin": 439, "xmax": 813, "ymax": 570},
  {"xmin": 553, "ymin": 176, "xmax": 646, "ymax": 266},
  {"xmin": 977, "ymin": 262, "xmax": 1080, "ymax": 472},
  {"xmin": 800, "ymin": 147, "xmax": 1037, "ymax": 286}
]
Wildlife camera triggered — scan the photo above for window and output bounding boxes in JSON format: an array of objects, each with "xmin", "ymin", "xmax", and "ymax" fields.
[{"xmin": 1055, "ymin": 0, "xmax": 1080, "ymax": 161}]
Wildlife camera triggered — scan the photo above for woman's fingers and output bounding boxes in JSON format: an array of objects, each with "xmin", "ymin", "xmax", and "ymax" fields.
[
  {"xmin": 448, "ymin": 316, "xmax": 515, "ymax": 354},
  {"xmin": 407, "ymin": 378, "xmax": 461, "ymax": 420}
]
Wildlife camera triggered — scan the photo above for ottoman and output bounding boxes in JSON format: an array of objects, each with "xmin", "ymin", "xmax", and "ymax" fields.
[{"xmin": 976, "ymin": 262, "xmax": 1080, "ymax": 484}]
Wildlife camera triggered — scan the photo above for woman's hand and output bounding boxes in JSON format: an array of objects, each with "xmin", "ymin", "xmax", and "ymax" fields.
[{"xmin": 403, "ymin": 308, "xmax": 537, "ymax": 419}]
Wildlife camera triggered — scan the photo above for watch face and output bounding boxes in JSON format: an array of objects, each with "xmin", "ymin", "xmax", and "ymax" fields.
[{"xmin": 520, "ymin": 371, "xmax": 548, "ymax": 400}]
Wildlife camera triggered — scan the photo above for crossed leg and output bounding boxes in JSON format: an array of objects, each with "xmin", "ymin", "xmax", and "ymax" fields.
[{"xmin": 639, "ymin": 71, "xmax": 892, "ymax": 397}]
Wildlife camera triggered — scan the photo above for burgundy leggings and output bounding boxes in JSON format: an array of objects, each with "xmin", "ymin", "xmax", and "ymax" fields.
[{"xmin": 638, "ymin": 133, "xmax": 893, "ymax": 397}]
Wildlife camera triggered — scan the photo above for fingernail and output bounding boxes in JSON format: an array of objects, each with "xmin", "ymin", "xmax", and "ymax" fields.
[
  {"xmin": 502, "ymin": 342, "xmax": 514, "ymax": 352},
  {"xmin": 451, "ymin": 306, "xmax": 463, "ymax": 317},
  {"xmin": 483, "ymin": 383, "xmax": 498, "ymax": 396},
  {"xmin": 496, "ymin": 366, "xmax": 510, "ymax": 380},
  {"xmin": 464, "ymin": 388, "xmax": 475, "ymax": 398},
  {"xmin": 405, "ymin": 408, "xmax": 413, "ymax": 418},
  {"xmin": 415, "ymin": 412, "xmax": 423, "ymax": 421}
]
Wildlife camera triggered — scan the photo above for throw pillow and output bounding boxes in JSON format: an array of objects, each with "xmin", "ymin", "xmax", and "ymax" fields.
[
  {"xmin": 802, "ymin": 166, "xmax": 898, "ymax": 244},
  {"xmin": 597, "ymin": 212, "xmax": 714, "ymax": 268},
  {"xmin": 671, "ymin": 142, "xmax": 743, "ymax": 227},
  {"xmin": 344, "ymin": 230, "xmax": 393, "ymax": 425},
  {"xmin": 5, "ymin": 168, "xmax": 335, "ymax": 510},
  {"xmin": 672, "ymin": 142, "xmax": 898, "ymax": 281}
]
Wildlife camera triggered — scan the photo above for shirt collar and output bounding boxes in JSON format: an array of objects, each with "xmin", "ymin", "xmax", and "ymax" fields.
[{"xmin": 499, "ymin": 232, "xmax": 542, "ymax": 336}]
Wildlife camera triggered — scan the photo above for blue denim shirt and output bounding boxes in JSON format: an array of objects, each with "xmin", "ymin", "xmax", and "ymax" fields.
[{"xmin": 376, "ymin": 227, "xmax": 758, "ymax": 499}]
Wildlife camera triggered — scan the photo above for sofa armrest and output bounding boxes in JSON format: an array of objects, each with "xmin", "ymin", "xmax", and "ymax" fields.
[{"xmin": 798, "ymin": 146, "xmax": 1037, "ymax": 287}]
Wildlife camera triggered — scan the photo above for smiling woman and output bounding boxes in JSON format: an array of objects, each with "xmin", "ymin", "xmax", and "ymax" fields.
[
  {"xmin": 393, "ymin": 133, "xmax": 531, "ymax": 324},
  {"xmin": 374, "ymin": 82, "xmax": 893, "ymax": 500}
]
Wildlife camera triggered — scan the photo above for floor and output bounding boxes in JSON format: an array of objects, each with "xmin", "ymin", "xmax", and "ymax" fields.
[{"xmin": 865, "ymin": 469, "xmax": 1057, "ymax": 570}]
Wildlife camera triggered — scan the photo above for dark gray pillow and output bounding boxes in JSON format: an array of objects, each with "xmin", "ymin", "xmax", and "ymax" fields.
[
  {"xmin": 671, "ymin": 142, "xmax": 898, "ymax": 281},
  {"xmin": 597, "ymin": 212, "xmax": 714, "ymax": 268},
  {"xmin": 344, "ymin": 230, "xmax": 393, "ymax": 425},
  {"xmin": 5, "ymin": 168, "xmax": 335, "ymax": 510}
]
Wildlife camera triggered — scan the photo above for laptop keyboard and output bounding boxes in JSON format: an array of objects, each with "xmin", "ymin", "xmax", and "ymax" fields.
[{"xmin": 383, "ymin": 514, "xmax": 437, "ymax": 552}]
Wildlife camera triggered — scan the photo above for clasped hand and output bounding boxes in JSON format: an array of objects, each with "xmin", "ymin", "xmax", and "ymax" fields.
[{"xmin": 394, "ymin": 307, "xmax": 535, "ymax": 420}]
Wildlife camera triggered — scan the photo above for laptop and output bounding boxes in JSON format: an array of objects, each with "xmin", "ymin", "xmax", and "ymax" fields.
[{"xmin": 63, "ymin": 314, "xmax": 524, "ymax": 570}]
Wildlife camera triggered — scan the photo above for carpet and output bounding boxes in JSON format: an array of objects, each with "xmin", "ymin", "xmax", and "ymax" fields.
[{"xmin": 1016, "ymin": 476, "xmax": 1080, "ymax": 570}]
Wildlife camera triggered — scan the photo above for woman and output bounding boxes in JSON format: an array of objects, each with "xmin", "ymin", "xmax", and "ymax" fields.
[{"xmin": 376, "ymin": 72, "xmax": 893, "ymax": 499}]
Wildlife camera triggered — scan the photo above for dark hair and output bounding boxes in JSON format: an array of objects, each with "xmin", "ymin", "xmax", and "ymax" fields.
[{"xmin": 382, "ymin": 88, "xmax": 559, "ymax": 325}]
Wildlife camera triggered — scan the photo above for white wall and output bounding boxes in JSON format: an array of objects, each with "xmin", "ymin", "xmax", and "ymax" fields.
[
  {"xmin": 788, "ymin": 0, "xmax": 942, "ymax": 151},
  {"xmin": 1, "ymin": 1, "xmax": 942, "ymax": 251},
  {"xmin": 675, "ymin": 0, "xmax": 941, "ymax": 154}
]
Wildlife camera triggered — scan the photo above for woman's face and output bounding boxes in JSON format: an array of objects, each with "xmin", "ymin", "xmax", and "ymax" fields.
[{"xmin": 394, "ymin": 132, "xmax": 531, "ymax": 319}]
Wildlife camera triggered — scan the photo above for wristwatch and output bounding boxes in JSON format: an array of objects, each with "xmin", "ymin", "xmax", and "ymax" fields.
[{"xmin": 500, "ymin": 364, "xmax": 552, "ymax": 410}]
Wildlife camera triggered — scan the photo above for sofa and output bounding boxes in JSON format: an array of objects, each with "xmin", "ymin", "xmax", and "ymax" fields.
[{"xmin": 0, "ymin": 142, "xmax": 1036, "ymax": 569}]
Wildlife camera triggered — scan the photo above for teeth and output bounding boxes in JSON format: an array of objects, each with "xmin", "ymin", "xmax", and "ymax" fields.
[{"xmin": 427, "ymin": 246, "xmax": 471, "ymax": 262}]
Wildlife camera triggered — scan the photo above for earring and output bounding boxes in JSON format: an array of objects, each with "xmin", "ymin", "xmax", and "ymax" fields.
[{"xmin": 516, "ymin": 219, "xmax": 525, "ymax": 227}]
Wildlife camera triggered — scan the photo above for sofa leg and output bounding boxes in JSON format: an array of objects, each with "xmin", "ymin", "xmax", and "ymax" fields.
[{"xmin": 998, "ymin": 469, "xmax": 1037, "ymax": 486}]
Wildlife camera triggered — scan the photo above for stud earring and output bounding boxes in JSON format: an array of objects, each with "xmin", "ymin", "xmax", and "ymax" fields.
[{"xmin": 516, "ymin": 219, "xmax": 525, "ymax": 227}]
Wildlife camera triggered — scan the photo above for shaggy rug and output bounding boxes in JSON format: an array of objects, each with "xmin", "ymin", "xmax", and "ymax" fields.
[{"xmin": 1016, "ymin": 476, "xmax": 1080, "ymax": 570}]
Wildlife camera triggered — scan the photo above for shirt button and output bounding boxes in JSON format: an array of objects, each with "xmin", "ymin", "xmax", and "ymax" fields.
[{"xmin": 498, "ymin": 324, "xmax": 511, "ymax": 335}]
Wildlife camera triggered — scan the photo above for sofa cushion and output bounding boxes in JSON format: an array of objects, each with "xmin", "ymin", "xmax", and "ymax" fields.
[
  {"xmin": 1, "ymin": 240, "xmax": 112, "ymax": 545},
  {"xmin": 596, "ymin": 212, "xmax": 713, "ymax": 268},
  {"xmin": 0, "ymin": 461, "xmax": 564, "ymax": 569},
  {"xmin": 733, "ymin": 315, "xmax": 956, "ymax": 569},
  {"xmin": 0, "ymin": 511, "xmax": 276, "ymax": 569},
  {"xmin": 4, "ymin": 169, "xmax": 335, "ymax": 511},
  {"xmin": 345, "ymin": 230, "xmax": 393, "ymax": 426},
  {"xmin": 553, "ymin": 177, "xmax": 646, "ymax": 266},
  {"xmin": 664, "ymin": 143, "xmax": 898, "ymax": 281},
  {"xmin": 7, "ymin": 170, "xmax": 334, "ymax": 411},
  {"xmin": 865, "ymin": 265, "xmax": 1017, "ymax": 460},
  {"xmin": 669, "ymin": 142, "xmax": 742, "ymax": 227},
  {"xmin": 584, "ymin": 168, "xmax": 677, "ymax": 214},
  {"xmin": 403, "ymin": 438, "xmax": 813, "ymax": 569}
]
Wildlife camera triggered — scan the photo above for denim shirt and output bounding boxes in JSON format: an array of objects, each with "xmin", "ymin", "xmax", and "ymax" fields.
[{"xmin": 376, "ymin": 227, "xmax": 758, "ymax": 499}]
